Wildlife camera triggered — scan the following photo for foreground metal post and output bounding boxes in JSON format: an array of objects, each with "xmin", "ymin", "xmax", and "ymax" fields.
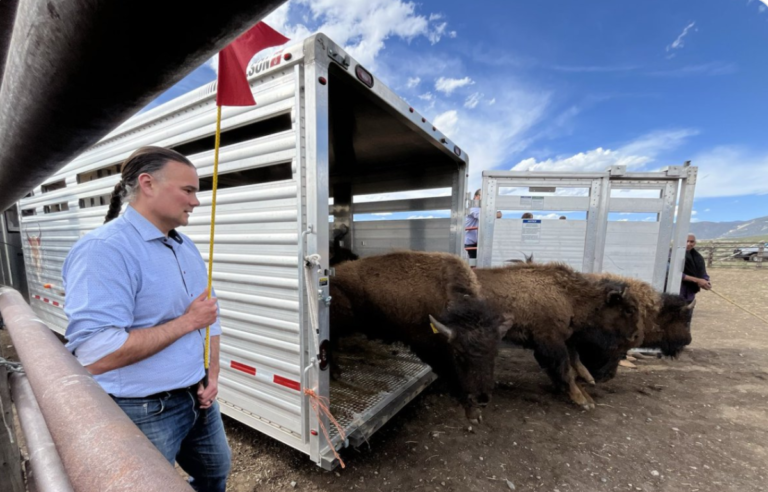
[
  {"xmin": 0, "ymin": 0, "xmax": 288, "ymax": 211},
  {"xmin": 0, "ymin": 365, "xmax": 24, "ymax": 492},
  {"xmin": 10, "ymin": 372, "xmax": 74, "ymax": 492},
  {"xmin": 0, "ymin": 287, "xmax": 193, "ymax": 492}
]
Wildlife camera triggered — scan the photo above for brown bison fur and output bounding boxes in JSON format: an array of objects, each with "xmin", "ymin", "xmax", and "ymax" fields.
[
  {"xmin": 575, "ymin": 273, "xmax": 661, "ymax": 382},
  {"xmin": 475, "ymin": 262, "xmax": 641, "ymax": 410},
  {"xmin": 642, "ymin": 293, "xmax": 694, "ymax": 357},
  {"xmin": 577, "ymin": 274, "xmax": 694, "ymax": 381},
  {"xmin": 330, "ymin": 251, "xmax": 511, "ymax": 421}
]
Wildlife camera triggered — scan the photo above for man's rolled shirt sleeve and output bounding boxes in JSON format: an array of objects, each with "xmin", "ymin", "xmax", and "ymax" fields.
[{"xmin": 63, "ymin": 241, "xmax": 136, "ymax": 366}]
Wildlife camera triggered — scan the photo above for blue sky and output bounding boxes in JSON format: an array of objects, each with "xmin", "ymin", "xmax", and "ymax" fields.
[{"xmin": 145, "ymin": 0, "xmax": 768, "ymax": 223}]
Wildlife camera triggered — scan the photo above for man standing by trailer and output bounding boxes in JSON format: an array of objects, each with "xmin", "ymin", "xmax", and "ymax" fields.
[
  {"xmin": 464, "ymin": 189, "xmax": 482, "ymax": 259},
  {"xmin": 680, "ymin": 233, "xmax": 711, "ymax": 312},
  {"xmin": 62, "ymin": 147, "xmax": 231, "ymax": 492}
]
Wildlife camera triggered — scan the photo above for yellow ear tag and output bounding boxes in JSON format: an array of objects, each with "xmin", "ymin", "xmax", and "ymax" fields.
[{"xmin": 430, "ymin": 322, "xmax": 439, "ymax": 334}]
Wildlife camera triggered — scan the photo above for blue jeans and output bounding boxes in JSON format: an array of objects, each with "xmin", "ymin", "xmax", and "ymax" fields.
[{"xmin": 112, "ymin": 389, "xmax": 231, "ymax": 492}]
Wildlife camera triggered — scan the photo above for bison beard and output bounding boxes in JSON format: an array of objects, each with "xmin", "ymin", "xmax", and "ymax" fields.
[{"xmin": 329, "ymin": 251, "xmax": 510, "ymax": 422}]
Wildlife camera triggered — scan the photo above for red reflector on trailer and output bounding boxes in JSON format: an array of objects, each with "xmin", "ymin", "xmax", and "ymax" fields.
[
  {"xmin": 284, "ymin": 53, "xmax": 292, "ymax": 61},
  {"xmin": 34, "ymin": 295, "xmax": 40, "ymax": 300},
  {"xmin": 421, "ymin": 117, "xmax": 426, "ymax": 123},
  {"xmin": 274, "ymin": 375, "xmax": 301, "ymax": 391},
  {"xmin": 355, "ymin": 65, "xmax": 374, "ymax": 88},
  {"xmin": 318, "ymin": 76, "xmax": 327, "ymax": 85},
  {"xmin": 52, "ymin": 301, "xmax": 59, "ymax": 306},
  {"xmin": 311, "ymin": 430, "xmax": 318, "ymax": 436},
  {"xmin": 230, "ymin": 361, "xmax": 256, "ymax": 376},
  {"xmin": 409, "ymin": 107, "xmax": 414, "ymax": 113},
  {"xmin": 43, "ymin": 298, "xmax": 49, "ymax": 303}
]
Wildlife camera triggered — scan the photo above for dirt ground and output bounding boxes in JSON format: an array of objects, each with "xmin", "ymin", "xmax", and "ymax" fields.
[
  {"xmin": 223, "ymin": 268, "xmax": 768, "ymax": 492},
  {"xmin": 3, "ymin": 268, "xmax": 768, "ymax": 491}
]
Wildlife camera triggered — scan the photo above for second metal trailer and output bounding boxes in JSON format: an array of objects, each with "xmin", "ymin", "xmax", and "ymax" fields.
[{"xmin": 474, "ymin": 164, "xmax": 698, "ymax": 294}]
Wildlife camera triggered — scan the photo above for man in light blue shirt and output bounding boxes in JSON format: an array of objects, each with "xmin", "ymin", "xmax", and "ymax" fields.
[
  {"xmin": 63, "ymin": 146, "xmax": 230, "ymax": 492},
  {"xmin": 464, "ymin": 189, "xmax": 481, "ymax": 259}
]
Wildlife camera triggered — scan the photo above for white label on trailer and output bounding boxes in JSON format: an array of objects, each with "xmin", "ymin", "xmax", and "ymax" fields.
[
  {"xmin": 532, "ymin": 196, "xmax": 545, "ymax": 207},
  {"xmin": 522, "ymin": 219, "xmax": 542, "ymax": 244},
  {"xmin": 519, "ymin": 196, "xmax": 532, "ymax": 208}
]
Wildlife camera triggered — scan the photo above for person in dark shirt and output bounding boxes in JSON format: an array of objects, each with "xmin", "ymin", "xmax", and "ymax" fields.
[{"xmin": 680, "ymin": 234, "xmax": 710, "ymax": 307}]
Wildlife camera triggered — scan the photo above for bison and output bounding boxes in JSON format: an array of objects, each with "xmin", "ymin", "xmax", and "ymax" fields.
[
  {"xmin": 330, "ymin": 251, "xmax": 511, "ymax": 421},
  {"xmin": 329, "ymin": 224, "xmax": 359, "ymax": 266},
  {"xmin": 474, "ymin": 262, "xmax": 641, "ymax": 410},
  {"xmin": 575, "ymin": 274, "xmax": 695, "ymax": 382}
]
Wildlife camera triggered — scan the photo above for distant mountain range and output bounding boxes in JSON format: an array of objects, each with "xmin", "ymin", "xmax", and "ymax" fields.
[{"xmin": 689, "ymin": 215, "xmax": 768, "ymax": 240}]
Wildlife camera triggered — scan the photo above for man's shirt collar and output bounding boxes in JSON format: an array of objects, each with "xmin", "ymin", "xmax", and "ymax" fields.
[{"xmin": 123, "ymin": 206, "xmax": 167, "ymax": 242}]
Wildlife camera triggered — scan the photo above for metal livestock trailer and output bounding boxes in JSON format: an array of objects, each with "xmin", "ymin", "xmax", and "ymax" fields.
[
  {"xmin": 473, "ymin": 165, "xmax": 698, "ymax": 294},
  {"xmin": 13, "ymin": 33, "xmax": 469, "ymax": 469}
]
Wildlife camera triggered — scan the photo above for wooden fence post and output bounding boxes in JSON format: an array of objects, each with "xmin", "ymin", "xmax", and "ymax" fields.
[
  {"xmin": 0, "ymin": 365, "xmax": 24, "ymax": 492},
  {"xmin": 707, "ymin": 245, "xmax": 714, "ymax": 267}
]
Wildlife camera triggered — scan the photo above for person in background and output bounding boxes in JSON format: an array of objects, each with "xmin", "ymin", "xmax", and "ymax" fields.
[
  {"xmin": 681, "ymin": 233, "xmax": 711, "ymax": 308},
  {"xmin": 521, "ymin": 212, "xmax": 533, "ymax": 219},
  {"xmin": 559, "ymin": 216, "xmax": 566, "ymax": 220},
  {"xmin": 464, "ymin": 189, "xmax": 481, "ymax": 259}
]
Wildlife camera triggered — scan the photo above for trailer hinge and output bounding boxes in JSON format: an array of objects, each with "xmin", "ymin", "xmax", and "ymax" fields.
[{"xmin": 328, "ymin": 47, "xmax": 350, "ymax": 68}]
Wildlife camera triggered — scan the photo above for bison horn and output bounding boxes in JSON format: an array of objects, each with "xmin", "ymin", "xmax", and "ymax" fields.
[
  {"xmin": 429, "ymin": 315, "xmax": 455, "ymax": 342},
  {"xmin": 683, "ymin": 299, "xmax": 696, "ymax": 311}
]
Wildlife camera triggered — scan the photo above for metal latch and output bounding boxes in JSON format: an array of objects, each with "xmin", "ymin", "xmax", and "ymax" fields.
[{"xmin": 328, "ymin": 47, "xmax": 350, "ymax": 68}]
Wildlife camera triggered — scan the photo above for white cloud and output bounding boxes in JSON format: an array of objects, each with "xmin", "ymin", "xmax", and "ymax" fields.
[
  {"xmin": 464, "ymin": 92, "xmax": 483, "ymax": 109},
  {"xmin": 433, "ymin": 110, "xmax": 459, "ymax": 136},
  {"xmin": 692, "ymin": 210, "xmax": 698, "ymax": 215},
  {"xmin": 648, "ymin": 62, "xmax": 737, "ymax": 77},
  {"xmin": 487, "ymin": 98, "xmax": 496, "ymax": 106},
  {"xmin": 418, "ymin": 92, "xmax": 434, "ymax": 101},
  {"xmin": 208, "ymin": 0, "xmax": 457, "ymax": 72},
  {"xmin": 417, "ymin": 78, "xmax": 551, "ymax": 192},
  {"xmin": 435, "ymin": 76, "xmax": 475, "ymax": 95},
  {"xmin": 704, "ymin": 208, "xmax": 711, "ymax": 212},
  {"xmin": 534, "ymin": 213, "xmax": 562, "ymax": 220},
  {"xmin": 406, "ymin": 76, "xmax": 421, "ymax": 89},
  {"xmin": 666, "ymin": 21, "xmax": 696, "ymax": 52},
  {"xmin": 512, "ymin": 129, "xmax": 698, "ymax": 173},
  {"xmin": 690, "ymin": 146, "xmax": 768, "ymax": 198},
  {"xmin": 408, "ymin": 215, "xmax": 437, "ymax": 219}
]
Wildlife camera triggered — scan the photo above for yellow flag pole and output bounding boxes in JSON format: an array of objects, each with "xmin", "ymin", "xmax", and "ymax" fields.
[{"xmin": 205, "ymin": 105, "xmax": 222, "ymax": 380}]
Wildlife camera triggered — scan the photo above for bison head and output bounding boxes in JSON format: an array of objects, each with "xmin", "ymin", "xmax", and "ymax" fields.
[
  {"xmin": 571, "ymin": 279, "xmax": 643, "ymax": 383},
  {"xmin": 649, "ymin": 294, "xmax": 694, "ymax": 357},
  {"xmin": 595, "ymin": 279, "xmax": 643, "ymax": 345},
  {"xmin": 428, "ymin": 297, "xmax": 512, "ymax": 422}
]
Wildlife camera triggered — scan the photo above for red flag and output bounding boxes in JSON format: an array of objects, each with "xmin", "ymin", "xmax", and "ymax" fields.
[{"xmin": 216, "ymin": 22, "xmax": 289, "ymax": 106}]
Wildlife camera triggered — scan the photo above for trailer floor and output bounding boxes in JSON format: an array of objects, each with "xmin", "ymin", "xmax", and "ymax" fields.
[{"xmin": 327, "ymin": 336, "xmax": 434, "ymax": 448}]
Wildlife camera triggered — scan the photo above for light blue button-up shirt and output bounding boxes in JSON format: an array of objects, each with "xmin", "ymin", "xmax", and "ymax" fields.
[
  {"xmin": 464, "ymin": 207, "xmax": 480, "ymax": 245},
  {"xmin": 63, "ymin": 206, "xmax": 221, "ymax": 397}
]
